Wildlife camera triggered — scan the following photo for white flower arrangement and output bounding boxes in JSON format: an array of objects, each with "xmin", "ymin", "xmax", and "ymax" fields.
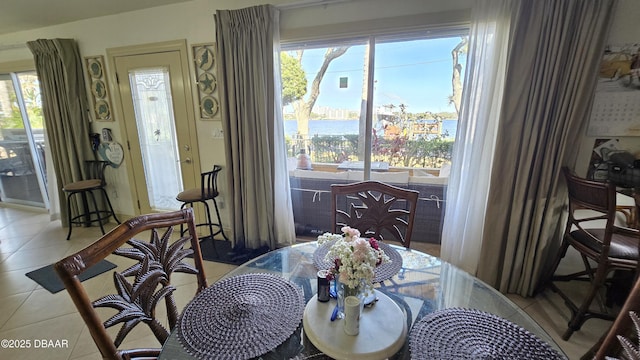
[
  {"xmin": 318, "ymin": 226, "xmax": 390, "ymax": 290},
  {"xmin": 317, "ymin": 232, "xmax": 343, "ymax": 245}
]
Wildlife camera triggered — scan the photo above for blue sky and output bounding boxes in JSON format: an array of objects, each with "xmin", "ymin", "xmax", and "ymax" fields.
[{"xmin": 285, "ymin": 36, "xmax": 466, "ymax": 115}]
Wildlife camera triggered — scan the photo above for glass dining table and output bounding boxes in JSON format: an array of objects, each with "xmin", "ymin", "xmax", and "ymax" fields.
[{"xmin": 159, "ymin": 241, "xmax": 566, "ymax": 359}]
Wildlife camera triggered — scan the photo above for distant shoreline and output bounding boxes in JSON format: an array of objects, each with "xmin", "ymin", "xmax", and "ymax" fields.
[
  {"xmin": 283, "ymin": 118, "xmax": 458, "ymax": 122},
  {"xmin": 284, "ymin": 118, "xmax": 356, "ymax": 121},
  {"xmin": 283, "ymin": 119, "xmax": 458, "ymax": 139}
]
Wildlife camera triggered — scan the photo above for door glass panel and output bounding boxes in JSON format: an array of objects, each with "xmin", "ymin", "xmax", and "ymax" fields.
[
  {"xmin": 128, "ymin": 68, "xmax": 183, "ymax": 211},
  {"xmin": 283, "ymin": 40, "xmax": 368, "ymax": 236},
  {"xmin": 0, "ymin": 72, "xmax": 47, "ymax": 207}
]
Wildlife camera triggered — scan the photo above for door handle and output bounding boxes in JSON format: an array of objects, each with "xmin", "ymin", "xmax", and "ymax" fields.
[{"xmin": 177, "ymin": 158, "xmax": 192, "ymax": 164}]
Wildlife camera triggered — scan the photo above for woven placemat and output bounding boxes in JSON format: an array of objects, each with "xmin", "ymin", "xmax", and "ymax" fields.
[
  {"xmin": 313, "ymin": 240, "xmax": 403, "ymax": 283},
  {"xmin": 409, "ymin": 308, "xmax": 563, "ymax": 360},
  {"xmin": 177, "ymin": 273, "xmax": 305, "ymax": 360}
]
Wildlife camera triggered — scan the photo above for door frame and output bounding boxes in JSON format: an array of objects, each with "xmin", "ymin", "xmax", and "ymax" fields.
[
  {"xmin": 0, "ymin": 60, "xmax": 49, "ymax": 209},
  {"xmin": 106, "ymin": 40, "xmax": 202, "ymax": 215}
]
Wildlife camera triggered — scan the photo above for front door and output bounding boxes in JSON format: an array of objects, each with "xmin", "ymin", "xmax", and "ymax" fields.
[{"xmin": 111, "ymin": 42, "xmax": 200, "ymax": 214}]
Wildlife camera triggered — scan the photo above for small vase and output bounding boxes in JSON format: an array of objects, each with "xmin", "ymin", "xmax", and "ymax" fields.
[{"xmin": 335, "ymin": 280, "xmax": 365, "ymax": 319}]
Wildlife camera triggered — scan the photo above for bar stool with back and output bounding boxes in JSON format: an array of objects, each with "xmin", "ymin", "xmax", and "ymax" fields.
[
  {"xmin": 544, "ymin": 167, "xmax": 640, "ymax": 340},
  {"xmin": 176, "ymin": 165, "xmax": 228, "ymax": 250},
  {"xmin": 62, "ymin": 160, "xmax": 120, "ymax": 240}
]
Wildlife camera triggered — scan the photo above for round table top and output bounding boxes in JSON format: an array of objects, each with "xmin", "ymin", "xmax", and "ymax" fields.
[
  {"xmin": 303, "ymin": 290, "xmax": 407, "ymax": 360},
  {"xmin": 159, "ymin": 242, "xmax": 565, "ymax": 359}
]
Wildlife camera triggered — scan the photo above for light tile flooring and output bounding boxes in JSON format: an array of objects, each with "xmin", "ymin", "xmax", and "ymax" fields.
[{"xmin": 0, "ymin": 206, "xmax": 611, "ymax": 359}]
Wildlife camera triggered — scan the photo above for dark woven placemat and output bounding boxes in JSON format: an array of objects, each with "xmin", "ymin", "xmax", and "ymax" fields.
[
  {"xmin": 313, "ymin": 240, "xmax": 403, "ymax": 283},
  {"xmin": 409, "ymin": 308, "xmax": 563, "ymax": 360},
  {"xmin": 177, "ymin": 273, "xmax": 305, "ymax": 360}
]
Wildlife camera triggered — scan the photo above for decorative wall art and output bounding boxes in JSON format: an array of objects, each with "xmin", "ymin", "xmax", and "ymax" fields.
[
  {"xmin": 98, "ymin": 141, "xmax": 125, "ymax": 168},
  {"xmin": 84, "ymin": 55, "xmax": 113, "ymax": 121},
  {"xmin": 587, "ymin": 44, "xmax": 640, "ymax": 136},
  {"xmin": 192, "ymin": 43, "xmax": 220, "ymax": 120}
]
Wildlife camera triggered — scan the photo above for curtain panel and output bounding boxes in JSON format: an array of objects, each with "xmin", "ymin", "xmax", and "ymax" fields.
[
  {"xmin": 27, "ymin": 39, "xmax": 93, "ymax": 226},
  {"xmin": 215, "ymin": 5, "xmax": 295, "ymax": 250},
  {"xmin": 477, "ymin": 0, "xmax": 617, "ymax": 296},
  {"xmin": 442, "ymin": 0, "xmax": 617, "ymax": 297},
  {"xmin": 441, "ymin": 0, "xmax": 514, "ymax": 276}
]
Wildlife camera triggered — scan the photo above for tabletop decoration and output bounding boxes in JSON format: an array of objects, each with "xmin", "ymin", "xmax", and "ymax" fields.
[
  {"xmin": 317, "ymin": 226, "xmax": 391, "ymax": 318},
  {"xmin": 176, "ymin": 273, "xmax": 305, "ymax": 360},
  {"xmin": 409, "ymin": 308, "xmax": 563, "ymax": 360},
  {"xmin": 314, "ymin": 232, "xmax": 403, "ymax": 284}
]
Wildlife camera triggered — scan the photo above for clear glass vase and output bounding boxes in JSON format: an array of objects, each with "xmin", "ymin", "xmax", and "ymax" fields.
[{"xmin": 335, "ymin": 279, "xmax": 365, "ymax": 319}]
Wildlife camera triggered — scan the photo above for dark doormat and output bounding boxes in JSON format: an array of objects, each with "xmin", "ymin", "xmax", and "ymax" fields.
[
  {"xmin": 26, "ymin": 259, "xmax": 117, "ymax": 294},
  {"xmin": 196, "ymin": 238, "xmax": 270, "ymax": 266}
]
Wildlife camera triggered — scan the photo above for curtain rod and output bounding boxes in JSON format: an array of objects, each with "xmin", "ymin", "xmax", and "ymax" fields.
[
  {"xmin": 276, "ymin": 0, "xmax": 353, "ymax": 10},
  {"xmin": 0, "ymin": 43, "xmax": 27, "ymax": 51}
]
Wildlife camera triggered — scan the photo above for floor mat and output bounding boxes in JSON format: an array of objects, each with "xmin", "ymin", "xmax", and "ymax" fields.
[
  {"xmin": 25, "ymin": 259, "xmax": 117, "ymax": 294},
  {"xmin": 196, "ymin": 238, "xmax": 270, "ymax": 266}
]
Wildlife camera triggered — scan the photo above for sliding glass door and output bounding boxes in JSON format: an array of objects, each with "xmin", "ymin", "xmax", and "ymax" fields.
[
  {"xmin": 0, "ymin": 71, "xmax": 48, "ymax": 207},
  {"xmin": 282, "ymin": 29, "xmax": 467, "ymax": 242},
  {"xmin": 282, "ymin": 39, "xmax": 368, "ymax": 164},
  {"xmin": 282, "ymin": 32, "xmax": 465, "ymax": 172}
]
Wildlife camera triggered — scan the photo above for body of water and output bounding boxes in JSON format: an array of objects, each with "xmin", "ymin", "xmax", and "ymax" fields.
[{"xmin": 284, "ymin": 119, "xmax": 458, "ymax": 139}]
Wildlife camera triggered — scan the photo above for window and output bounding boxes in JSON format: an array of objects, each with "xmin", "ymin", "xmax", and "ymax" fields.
[
  {"xmin": 282, "ymin": 32, "xmax": 466, "ymax": 169},
  {"xmin": 0, "ymin": 71, "xmax": 48, "ymax": 207},
  {"xmin": 282, "ymin": 29, "xmax": 468, "ymax": 242}
]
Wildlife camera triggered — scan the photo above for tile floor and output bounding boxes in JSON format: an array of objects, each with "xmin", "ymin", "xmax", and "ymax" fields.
[{"xmin": 0, "ymin": 206, "xmax": 611, "ymax": 359}]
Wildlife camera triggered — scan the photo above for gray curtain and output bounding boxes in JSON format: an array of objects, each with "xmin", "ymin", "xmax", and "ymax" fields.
[
  {"xmin": 215, "ymin": 5, "xmax": 296, "ymax": 250},
  {"xmin": 27, "ymin": 39, "xmax": 93, "ymax": 227},
  {"xmin": 476, "ymin": 0, "xmax": 617, "ymax": 296}
]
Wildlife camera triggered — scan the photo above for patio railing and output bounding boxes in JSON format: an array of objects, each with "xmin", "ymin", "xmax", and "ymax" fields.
[{"xmin": 286, "ymin": 134, "xmax": 453, "ymax": 169}]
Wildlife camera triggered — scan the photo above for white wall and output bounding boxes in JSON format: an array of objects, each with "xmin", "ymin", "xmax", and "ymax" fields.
[
  {"xmin": 0, "ymin": 0, "xmax": 471, "ymax": 221},
  {"xmin": 574, "ymin": 0, "xmax": 640, "ymax": 177},
  {"xmin": 0, "ymin": 0, "xmax": 637, "ymax": 219}
]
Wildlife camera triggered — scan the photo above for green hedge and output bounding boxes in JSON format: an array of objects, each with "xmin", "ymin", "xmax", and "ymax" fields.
[{"xmin": 286, "ymin": 134, "xmax": 453, "ymax": 168}]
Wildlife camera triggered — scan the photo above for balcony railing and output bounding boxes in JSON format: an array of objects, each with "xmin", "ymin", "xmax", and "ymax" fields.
[{"xmin": 286, "ymin": 133, "xmax": 453, "ymax": 169}]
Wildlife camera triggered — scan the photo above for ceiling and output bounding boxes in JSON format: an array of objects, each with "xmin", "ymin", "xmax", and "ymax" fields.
[{"xmin": 0, "ymin": 0, "xmax": 194, "ymax": 36}]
